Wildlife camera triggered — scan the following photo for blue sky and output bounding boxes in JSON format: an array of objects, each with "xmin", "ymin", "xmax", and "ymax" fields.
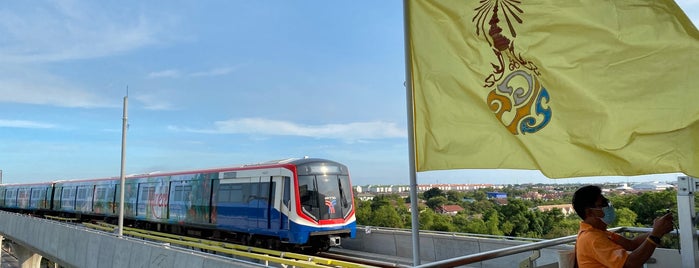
[{"xmin": 1, "ymin": 1, "xmax": 697, "ymax": 186}]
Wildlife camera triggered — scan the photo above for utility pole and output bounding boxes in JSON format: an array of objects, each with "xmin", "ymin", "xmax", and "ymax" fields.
[{"xmin": 118, "ymin": 95, "xmax": 128, "ymax": 237}]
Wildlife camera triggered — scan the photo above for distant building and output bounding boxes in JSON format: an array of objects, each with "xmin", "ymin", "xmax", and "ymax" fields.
[
  {"xmin": 536, "ymin": 204, "xmax": 575, "ymax": 216},
  {"xmin": 356, "ymin": 192, "xmax": 375, "ymax": 201},
  {"xmin": 357, "ymin": 183, "xmax": 498, "ymax": 195},
  {"xmin": 436, "ymin": 204, "xmax": 464, "ymax": 216},
  {"xmin": 632, "ymin": 182, "xmax": 674, "ymax": 191},
  {"xmin": 521, "ymin": 191, "xmax": 542, "ymax": 200},
  {"xmin": 487, "ymin": 192, "xmax": 507, "ymax": 199},
  {"xmin": 614, "ymin": 183, "xmax": 633, "ymax": 191}
]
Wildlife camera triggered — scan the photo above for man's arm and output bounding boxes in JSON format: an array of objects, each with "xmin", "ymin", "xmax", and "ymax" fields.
[
  {"xmin": 612, "ymin": 232, "xmax": 649, "ymax": 251},
  {"xmin": 623, "ymin": 213, "xmax": 673, "ymax": 268}
]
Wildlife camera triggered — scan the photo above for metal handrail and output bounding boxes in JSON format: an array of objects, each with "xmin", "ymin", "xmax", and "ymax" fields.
[{"xmin": 414, "ymin": 227, "xmax": 628, "ymax": 268}]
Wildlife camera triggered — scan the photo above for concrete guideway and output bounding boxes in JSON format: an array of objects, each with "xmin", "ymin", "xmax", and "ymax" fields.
[{"xmin": 0, "ymin": 211, "xmax": 262, "ymax": 268}]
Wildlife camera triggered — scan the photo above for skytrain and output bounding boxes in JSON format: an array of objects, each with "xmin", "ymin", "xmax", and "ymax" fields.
[{"xmin": 0, "ymin": 158, "xmax": 356, "ymax": 252}]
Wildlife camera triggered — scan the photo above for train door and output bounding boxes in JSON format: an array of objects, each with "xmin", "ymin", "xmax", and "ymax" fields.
[
  {"xmin": 216, "ymin": 178, "xmax": 248, "ymax": 230},
  {"xmin": 30, "ymin": 188, "xmax": 42, "ymax": 209},
  {"xmin": 117, "ymin": 183, "xmax": 138, "ymax": 217},
  {"xmin": 247, "ymin": 177, "xmax": 261, "ymax": 230},
  {"xmin": 0, "ymin": 187, "xmax": 5, "ymax": 207},
  {"xmin": 281, "ymin": 176, "xmax": 290, "ymax": 230},
  {"xmin": 61, "ymin": 187, "xmax": 76, "ymax": 211},
  {"xmin": 259, "ymin": 177, "xmax": 274, "ymax": 230},
  {"xmin": 17, "ymin": 188, "xmax": 29, "ymax": 209},
  {"xmin": 6, "ymin": 188, "xmax": 17, "ymax": 208},
  {"xmin": 269, "ymin": 176, "xmax": 287, "ymax": 231},
  {"xmin": 94, "ymin": 184, "xmax": 115, "ymax": 215},
  {"xmin": 52, "ymin": 187, "xmax": 61, "ymax": 210},
  {"xmin": 76, "ymin": 185, "xmax": 94, "ymax": 213}
]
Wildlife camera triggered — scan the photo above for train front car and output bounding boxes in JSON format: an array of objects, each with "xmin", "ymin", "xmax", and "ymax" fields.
[{"xmin": 290, "ymin": 159, "xmax": 356, "ymax": 252}]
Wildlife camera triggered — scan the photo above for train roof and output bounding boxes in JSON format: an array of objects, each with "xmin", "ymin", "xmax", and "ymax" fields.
[
  {"xmin": 46, "ymin": 157, "xmax": 343, "ymax": 184},
  {"xmin": 0, "ymin": 181, "xmax": 55, "ymax": 187}
]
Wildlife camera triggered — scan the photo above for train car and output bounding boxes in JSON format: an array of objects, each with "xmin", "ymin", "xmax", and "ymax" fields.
[
  {"xmin": 0, "ymin": 158, "xmax": 356, "ymax": 252},
  {"xmin": 52, "ymin": 178, "xmax": 117, "ymax": 216},
  {"xmin": 0, "ymin": 182, "xmax": 54, "ymax": 212},
  {"xmin": 213, "ymin": 158, "xmax": 356, "ymax": 251}
]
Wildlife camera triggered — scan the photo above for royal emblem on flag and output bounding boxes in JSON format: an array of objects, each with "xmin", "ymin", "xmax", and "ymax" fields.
[{"xmin": 474, "ymin": 0, "xmax": 551, "ymax": 135}]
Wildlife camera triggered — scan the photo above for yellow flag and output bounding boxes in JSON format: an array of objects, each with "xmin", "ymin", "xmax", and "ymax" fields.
[{"xmin": 407, "ymin": 0, "xmax": 699, "ymax": 178}]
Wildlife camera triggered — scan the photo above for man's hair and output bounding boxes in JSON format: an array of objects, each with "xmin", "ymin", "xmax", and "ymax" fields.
[{"xmin": 572, "ymin": 185, "xmax": 601, "ymax": 220}]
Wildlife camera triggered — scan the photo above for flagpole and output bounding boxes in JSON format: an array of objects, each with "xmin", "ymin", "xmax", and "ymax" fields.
[{"xmin": 403, "ymin": 0, "xmax": 421, "ymax": 265}]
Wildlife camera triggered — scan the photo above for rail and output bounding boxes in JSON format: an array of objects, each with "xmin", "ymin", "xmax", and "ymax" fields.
[{"xmin": 83, "ymin": 222, "xmax": 379, "ymax": 268}]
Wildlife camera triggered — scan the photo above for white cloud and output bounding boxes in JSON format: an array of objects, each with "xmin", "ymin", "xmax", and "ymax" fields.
[
  {"xmin": 148, "ymin": 70, "xmax": 181, "ymax": 78},
  {"xmin": 148, "ymin": 66, "xmax": 238, "ymax": 79},
  {"xmin": 0, "ymin": 119, "xmax": 55, "ymax": 129},
  {"xmin": 169, "ymin": 118, "xmax": 407, "ymax": 141},
  {"xmin": 0, "ymin": 75, "xmax": 116, "ymax": 108},
  {"xmin": 190, "ymin": 67, "xmax": 236, "ymax": 77},
  {"xmin": 133, "ymin": 93, "xmax": 174, "ymax": 110},
  {"xmin": 0, "ymin": 2, "xmax": 167, "ymax": 63}
]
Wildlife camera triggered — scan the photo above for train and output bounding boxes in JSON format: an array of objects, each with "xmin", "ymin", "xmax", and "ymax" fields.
[{"xmin": 0, "ymin": 158, "xmax": 356, "ymax": 252}]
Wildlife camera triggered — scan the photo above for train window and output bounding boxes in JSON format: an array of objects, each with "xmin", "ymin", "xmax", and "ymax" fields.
[
  {"xmin": 298, "ymin": 175, "xmax": 319, "ymax": 220},
  {"xmin": 30, "ymin": 189, "xmax": 41, "ymax": 208},
  {"xmin": 174, "ymin": 186, "xmax": 182, "ymax": 201},
  {"xmin": 78, "ymin": 188, "xmax": 87, "ymax": 199},
  {"xmin": 217, "ymin": 184, "xmax": 243, "ymax": 203},
  {"xmin": 283, "ymin": 177, "xmax": 290, "ymax": 207},
  {"xmin": 217, "ymin": 184, "xmax": 231, "ymax": 202},
  {"xmin": 61, "ymin": 188, "xmax": 75, "ymax": 209},
  {"xmin": 230, "ymin": 185, "xmax": 243, "ymax": 203},
  {"xmin": 339, "ymin": 175, "xmax": 353, "ymax": 218},
  {"xmin": 138, "ymin": 186, "xmax": 155, "ymax": 215},
  {"xmin": 7, "ymin": 189, "xmax": 17, "ymax": 207},
  {"xmin": 222, "ymin": 172, "xmax": 236, "ymax": 179},
  {"xmin": 249, "ymin": 183, "xmax": 259, "ymax": 201},
  {"xmin": 258, "ymin": 182, "xmax": 270, "ymax": 200},
  {"xmin": 96, "ymin": 187, "xmax": 106, "ymax": 199}
]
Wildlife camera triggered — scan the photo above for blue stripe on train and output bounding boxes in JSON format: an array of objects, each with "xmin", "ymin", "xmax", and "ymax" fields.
[{"xmin": 216, "ymin": 201, "xmax": 355, "ymax": 244}]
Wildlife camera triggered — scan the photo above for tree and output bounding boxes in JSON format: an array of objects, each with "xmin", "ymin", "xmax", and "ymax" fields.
[
  {"xmin": 446, "ymin": 190, "xmax": 465, "ymax": 203},
  {"xmin": 484, "ymin": 210, "xmax": 503, "ymax": 235},
  {"xmin": 426, "ymin": 196, "xmax": 448, "ymax": 210},
  {"xmin": 371, "ymin": 205, "xmax": 404, "ymax": 228},
  {"xmin": 370, "ymin": 196, "xmax": 391, "ymax": 211},
  {"xmin": 541, "ymin": 208, "xmax": 565, "ymax": 235},
  {"xmin": 423, "ymin": 187, "xmax": 445, "ymax": 200},
  {"xmin": 462, "ymin": 218, "xmax": 487, "ymax": 234},
  {"xmin": 614, "ymin": 207, "xmax": 638, "ymax": 227},
  {"xmin": 355, "ymin": 199, "xmax": 373, "ymax": 225},
  {"xmin": 419, "ymin": 209, "xmax": 437, "ymax": 229},
  {"xmin": 629, "ymin": 190, "xmax": 676, "ymax": 226},
  {"xmin": 431, "ymin": 213, "xmax": 456, "ymax": 232}
]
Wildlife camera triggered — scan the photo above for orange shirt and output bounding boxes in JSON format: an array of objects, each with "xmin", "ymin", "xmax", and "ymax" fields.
[{"xmin": 576, "ymin": 222, "xmax": 628, "ymax": 268}]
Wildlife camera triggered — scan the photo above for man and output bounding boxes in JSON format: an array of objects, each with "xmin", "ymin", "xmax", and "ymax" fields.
[{"xmin": 572, "ymin": 185, "xmax": 674, "ymax": 267}]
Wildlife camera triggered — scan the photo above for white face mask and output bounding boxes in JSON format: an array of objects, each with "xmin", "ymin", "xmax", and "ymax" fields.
[{"xmin": 592, "ymin": 204, "xmax": 616, "ymax": 225}]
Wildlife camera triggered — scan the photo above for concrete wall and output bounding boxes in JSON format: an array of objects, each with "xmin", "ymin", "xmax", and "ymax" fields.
[{"xmin": 0, "ymin": 211, "xmax": 259, "ymax": 268}]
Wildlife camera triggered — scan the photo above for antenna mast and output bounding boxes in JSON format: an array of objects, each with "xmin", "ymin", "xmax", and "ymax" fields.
[{"xmin": 118, "ymin": 90, "xmax": 129, "ymax": 237}]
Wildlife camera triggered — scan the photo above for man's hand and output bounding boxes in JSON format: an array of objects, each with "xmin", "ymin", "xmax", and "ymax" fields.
[{"xmin": 650, "ymin": 213, "xmax": 674, "ymax": 237}]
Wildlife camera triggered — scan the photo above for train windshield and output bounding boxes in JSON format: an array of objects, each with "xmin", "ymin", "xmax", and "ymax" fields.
[{"xmin": 298, "ymin": 162, "xmax": 353, "ymax": 221}]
